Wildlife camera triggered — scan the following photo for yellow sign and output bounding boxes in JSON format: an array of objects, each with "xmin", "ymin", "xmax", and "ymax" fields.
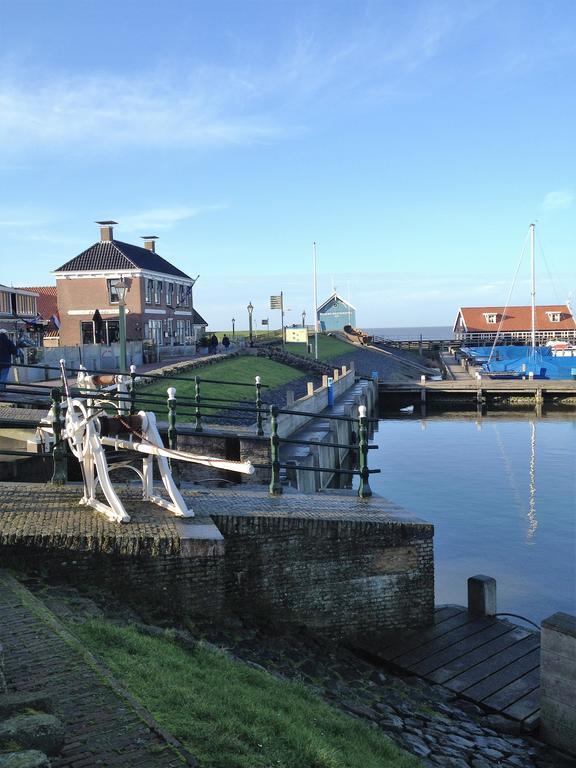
[{"xmin": 285, "ymin": 328, "xmax": 308, "ymax": 343}]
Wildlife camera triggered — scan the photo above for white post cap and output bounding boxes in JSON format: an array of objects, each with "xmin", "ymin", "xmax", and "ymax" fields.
[
  {"xmin": 358, "ymin": 404, "xmax": 367, "ymax": 418},
  {"xmin": 167, "ymin": 386, "xmax": 177, "ymax": 399}
]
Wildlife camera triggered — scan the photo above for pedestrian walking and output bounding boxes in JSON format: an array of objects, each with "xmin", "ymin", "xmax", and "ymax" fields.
[
  {"xmin": 222, "ymin": 334, "xmax": 230, "ymax": 350},
  {"xmin": 0, "ymin": 329, "xmax": 18, "ymax": 392}
]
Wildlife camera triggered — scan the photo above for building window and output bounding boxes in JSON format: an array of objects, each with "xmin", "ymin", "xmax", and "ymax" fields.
[
  {"xmin": 546, "ymin": 312, "xmax": 561, "ymax": 322},
  {"xmin": 178, "ymin": 285, "xmax": 185, "ymax": 306},
  {"xmin": 146, "ymin": 279, "xmax": 154, "ymax": 304},
  {"xmin": 15, "ymin": 294, "xmax": 37, "ymax": 316},
  {"xmin": 0, "ymin": 291, "xmax": 10, "ymax": 314},
  {"xmin": 166, "ymin": 283, "xmax": 174, "ymax": 306},
  {"xmin": 155, "ymin": 281, "xmax": 163, "ymax": 305},
  {"xmin": 483, "ymin": 313, "xmax": 498, "ymax": 324},
  {"xmin": 81, "ymin": 320, "xmax": 119, "ymax": 345}
]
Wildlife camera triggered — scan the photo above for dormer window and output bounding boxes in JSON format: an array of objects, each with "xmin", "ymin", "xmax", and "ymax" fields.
[
  {"xmin": 546, "ymin": 311, "xmax": 561, "ymax": 322},
  {"xmin": 483, "ymin": 313, "xmax": 498, "ymax": 324}
]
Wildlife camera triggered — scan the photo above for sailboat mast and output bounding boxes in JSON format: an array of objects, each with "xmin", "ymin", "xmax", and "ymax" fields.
[{"xmin": 530, "ymin": 223, "xmax": 536, "ymax": 349}]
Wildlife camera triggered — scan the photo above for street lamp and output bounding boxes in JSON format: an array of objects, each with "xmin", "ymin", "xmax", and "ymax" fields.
[
  {"xmin": 232, "ymin": 317, "xmax": 235, "ymax": 341},
  {"xmin": 113, "ymin": 279, "xmax": 128, "ymax": 372},
  {"xmin": 247, "ymin": 302, "xmax": 254, "ymax": 347},
  {"xmin": 302, "ymin": 310, "xmax": 306, "ymax": 328}
]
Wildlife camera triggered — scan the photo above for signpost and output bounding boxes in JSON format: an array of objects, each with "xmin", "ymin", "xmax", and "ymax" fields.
[{"xmin": 270, "ymin": 293, "xmax": 284, "ymax": 347}]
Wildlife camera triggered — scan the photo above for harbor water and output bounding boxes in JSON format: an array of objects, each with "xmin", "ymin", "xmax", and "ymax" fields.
[{"xmin": 365, "ymin": 413, "xmax": 576, "ymax": 625}]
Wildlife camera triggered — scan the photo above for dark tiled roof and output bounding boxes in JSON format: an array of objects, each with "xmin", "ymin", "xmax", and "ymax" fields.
[{"xmin": 53, "ymin": 240, "xmax": 191, "ymax": 279}]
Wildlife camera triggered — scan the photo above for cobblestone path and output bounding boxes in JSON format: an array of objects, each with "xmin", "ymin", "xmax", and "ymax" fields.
[{"xmin": 0, "ymin": 572, "xmax": 196, "ymax": 767}]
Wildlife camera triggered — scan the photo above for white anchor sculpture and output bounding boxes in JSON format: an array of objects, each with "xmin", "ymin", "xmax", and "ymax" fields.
[{"xmin": 50, "ymin": 360, "xmax": 254, "ymax": 523}]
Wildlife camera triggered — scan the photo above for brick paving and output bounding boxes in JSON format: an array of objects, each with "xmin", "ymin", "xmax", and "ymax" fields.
[
  {"xmin": 0, "ymin": 484, "xmax": 425, "ymax": 551},
  {"xmin": 0, "ymin": 571, "xmax": 195, "ymax": 767}
]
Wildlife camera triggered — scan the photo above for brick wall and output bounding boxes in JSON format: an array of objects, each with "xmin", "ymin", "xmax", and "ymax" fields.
[{"xmin": 212, "ymin": 513, "xmax": 434, "ymax": 638}]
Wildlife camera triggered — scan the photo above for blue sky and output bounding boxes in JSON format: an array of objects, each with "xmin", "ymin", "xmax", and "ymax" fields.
[{"xmin": 1, "ymin": 0, "xmax": 575, "ymax": 329}]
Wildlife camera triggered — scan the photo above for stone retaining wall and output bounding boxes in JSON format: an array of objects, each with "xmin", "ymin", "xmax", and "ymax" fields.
[
  {"xmin": 211, "ymin": 510, "xmax": 434, "ymax": 638},
  {"xmin": 0, "ymin": 486, "xmax": 434, "ymax": 641}
]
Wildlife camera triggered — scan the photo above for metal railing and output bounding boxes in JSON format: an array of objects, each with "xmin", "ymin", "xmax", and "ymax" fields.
[{"xmin": 1, "ymin": 361, "xmax": 379, "ymax": 499}]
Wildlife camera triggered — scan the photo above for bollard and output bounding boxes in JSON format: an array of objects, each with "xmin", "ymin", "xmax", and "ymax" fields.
[
  {"xmin": 194, "ymin": 376, "xmax": 202, "ymax": 432},
  {"xmin": 307, "ymin": 381, "xmax": 314, "ymax": 396},
  {"xmin": 327, "ymin": 376, "xmax": 334, "ymax": 407},
  {"xmin": 129, "ymin": 364, "xmax": 137, "ymax": 415},
  {"xmin": 357, "ymin": 404, "xmax": 372, "ymax": 498},
  {"xmin": 467, "ymin": 575, "xmax": 496, "ymax": 616},
  {"xmin": 540, "ymin": 612, "xmax": 576, "ymax": 754},
  {"xmin": 255, "ymin": 376, "xmax": 264, "ymax": 437},
  {"xmin": 50, "ymin": 387, "xmax": 67, "ymax": 485},
  {"xmin": 167, "ymin": 387, "xmax": 181, "ymax": 487},
  {"xmin": 269, "ymin": 405, "xmax": 282, "ymax": 495}
]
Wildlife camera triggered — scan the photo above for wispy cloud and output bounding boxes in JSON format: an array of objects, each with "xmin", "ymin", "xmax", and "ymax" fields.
[
  {"xmin": 118, "ymin": 205, "xmax": 226, "ymax": 233},
  {"xmin": 0, "ymin": 4, "xmax": 490, "ymax": 155},
  {"xmin": 542, "ymin": 189, "xmax": 575, "ymax": 211},
  {"xmin": 0, "ymin": 71, "xmax": 282, "ymax": 155}
]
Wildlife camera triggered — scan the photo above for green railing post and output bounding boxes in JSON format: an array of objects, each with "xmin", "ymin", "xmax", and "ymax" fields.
[
  {"xmin": 255, "ymin": 375, "xmax": 264, "ymax": 437},
  {"xmin": 269, "ymin": 404, "xmax": 282, "ymax": 495},
  {"xmin": 167, "ymin": 386, "xmax": 181, "ymax": 488},
  {"xmin": 194, "ymin": 376, "xmax": 203, "ymax": 432},
  {"xmin": 50, "ymin": 387, "xmax": 67, "ymax": 485},
  {"xmin": 357, "ymin": 404, "xmax": 372, "ymax": 498},
  {"xmin": 129, "ymin": 364, "xmax": 137, "ymax": 415}
]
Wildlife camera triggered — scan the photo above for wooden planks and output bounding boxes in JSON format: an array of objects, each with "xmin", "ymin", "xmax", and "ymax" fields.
[{"xmin": 358, "ymin": 606, "xmax": 541, "ymax": 725}]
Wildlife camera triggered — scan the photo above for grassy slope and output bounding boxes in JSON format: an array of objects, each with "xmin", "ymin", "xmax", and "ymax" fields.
[
  {"xmin": 283, "ymin": 334, "xmax": 353, "ymax": 361},
  {"xmin": 135, "ymin": 356, "xmax": 304, "ymax": 416},
  {"xmin": 73, "ymin": 620, "xmax": 420, "ymax": 768}
]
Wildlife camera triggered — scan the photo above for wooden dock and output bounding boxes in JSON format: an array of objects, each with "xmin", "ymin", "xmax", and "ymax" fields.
[{"xmin": 357, "ymin": 605, "xmax": 541, "ymax": 728}]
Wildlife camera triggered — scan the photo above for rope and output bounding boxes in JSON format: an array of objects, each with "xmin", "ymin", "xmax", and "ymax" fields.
[{"xmin": 494, "ymin": 612, "xmax": 540, "ymax": 631}]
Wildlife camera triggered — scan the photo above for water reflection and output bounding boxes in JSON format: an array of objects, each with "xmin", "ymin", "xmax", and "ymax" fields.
[{"xmin": 370, "ymin": 412, "xmax": 576, "ymax": 623}]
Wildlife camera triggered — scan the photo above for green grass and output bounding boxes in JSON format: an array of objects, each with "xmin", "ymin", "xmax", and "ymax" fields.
[
  {"xmin": 284, "ymin": 334, "xmax": 355, "ymax": 362},
  {"xmin": 73, "ymin": 620, "xmax": 420, "ymax": 768},
  {"xmin": 135, "ymin": 356, "xmax": 306, "ymax": 417}
]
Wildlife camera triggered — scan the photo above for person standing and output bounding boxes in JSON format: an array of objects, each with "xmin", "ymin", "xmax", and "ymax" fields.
[{"xmin": 0, "ymin": 329, "xmax": 18, "ymax": 392}]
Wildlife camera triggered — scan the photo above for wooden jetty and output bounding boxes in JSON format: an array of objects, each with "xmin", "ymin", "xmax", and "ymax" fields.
[
  {"xmin": 357, "ymin": 605, "xmax": 541, "ymax": 729},
  {"xmin": 378, "ymin": 352, "xmax": 576, "ymax": 410}
]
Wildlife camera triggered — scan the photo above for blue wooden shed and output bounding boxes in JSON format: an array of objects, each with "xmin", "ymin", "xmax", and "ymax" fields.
[{"xmin": 317, "ymin": 292, "xmax": 356, "ymax": 331}]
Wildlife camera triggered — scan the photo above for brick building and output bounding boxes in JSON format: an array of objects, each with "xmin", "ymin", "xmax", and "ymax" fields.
[{"xmin": 54, "ymin": 222, "xmax": 207, "ymax": 348}]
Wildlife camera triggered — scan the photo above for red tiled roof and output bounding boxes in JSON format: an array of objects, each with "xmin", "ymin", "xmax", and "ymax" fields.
[
  {"xmin": 456, "ymin": 305, "xmax": 576, "ymax": 333},
  {"xmin": 18, "ymin": 286, "xmax": 58, "ymax": 321}
]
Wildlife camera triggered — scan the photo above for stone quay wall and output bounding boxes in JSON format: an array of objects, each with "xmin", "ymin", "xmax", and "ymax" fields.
[
  {"xmin": 211, "ymin": 497, "xmax": 434, "ymax": 638},
  {"xmin": 0, "ymin": 486, "xmax": 434, "ymax": 641}
]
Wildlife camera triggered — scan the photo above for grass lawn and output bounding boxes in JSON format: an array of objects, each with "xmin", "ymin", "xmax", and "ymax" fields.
[
  {"xmin": 134, "ymin": 356, "xmax": 306, "ymax": 417},
  {"xmin": 283, "ymin": 334, "xmax": 354, "ymax": 362},
  {"xmin": 73, "ymin": 620, "xmax": 420, "ymax": 768}
]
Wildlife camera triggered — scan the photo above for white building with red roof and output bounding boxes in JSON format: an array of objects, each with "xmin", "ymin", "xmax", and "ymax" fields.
[{"xmin": 453, "ymin": 305, "xmax": 576, "ymax": 344}]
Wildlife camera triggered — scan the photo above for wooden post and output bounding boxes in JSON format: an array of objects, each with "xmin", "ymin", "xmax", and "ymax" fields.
[
  {"xmin": 468, "ymin": 575, "xmax": 496, "ymax": 616},
  {"xmin": 307, "ymin": 381, "xmax": 314, "ymax": 396},
  {"xmin": 540, "ymin": 612, "xmax": 576, "ymax": 754}
]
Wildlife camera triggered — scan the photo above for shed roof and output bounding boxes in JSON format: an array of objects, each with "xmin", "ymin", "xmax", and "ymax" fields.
[{"xmin": 317, "ymin": 292, "xmax": 356, "ymax": 313}]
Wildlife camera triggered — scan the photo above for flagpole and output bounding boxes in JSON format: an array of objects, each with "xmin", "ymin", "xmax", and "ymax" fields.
[{"xmin": 313, "ymin": 241, "xmax": 319, "ymax": 360}]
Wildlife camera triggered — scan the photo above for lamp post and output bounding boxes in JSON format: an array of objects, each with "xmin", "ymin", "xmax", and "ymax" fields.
[
  {"xmin": 247, "ymin": 302, "xmax": 254, "ymax": 347},
  {"xmin": 232, "ymin": 317, "xmax": 235, "ymax": 341},
  {"xmin": 113, "ymin": 279, "xmax": 128, "ymax": 372},
  {"xmin": 302, "ymin": 310, "xmax": 306, "ymax": 328}
]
